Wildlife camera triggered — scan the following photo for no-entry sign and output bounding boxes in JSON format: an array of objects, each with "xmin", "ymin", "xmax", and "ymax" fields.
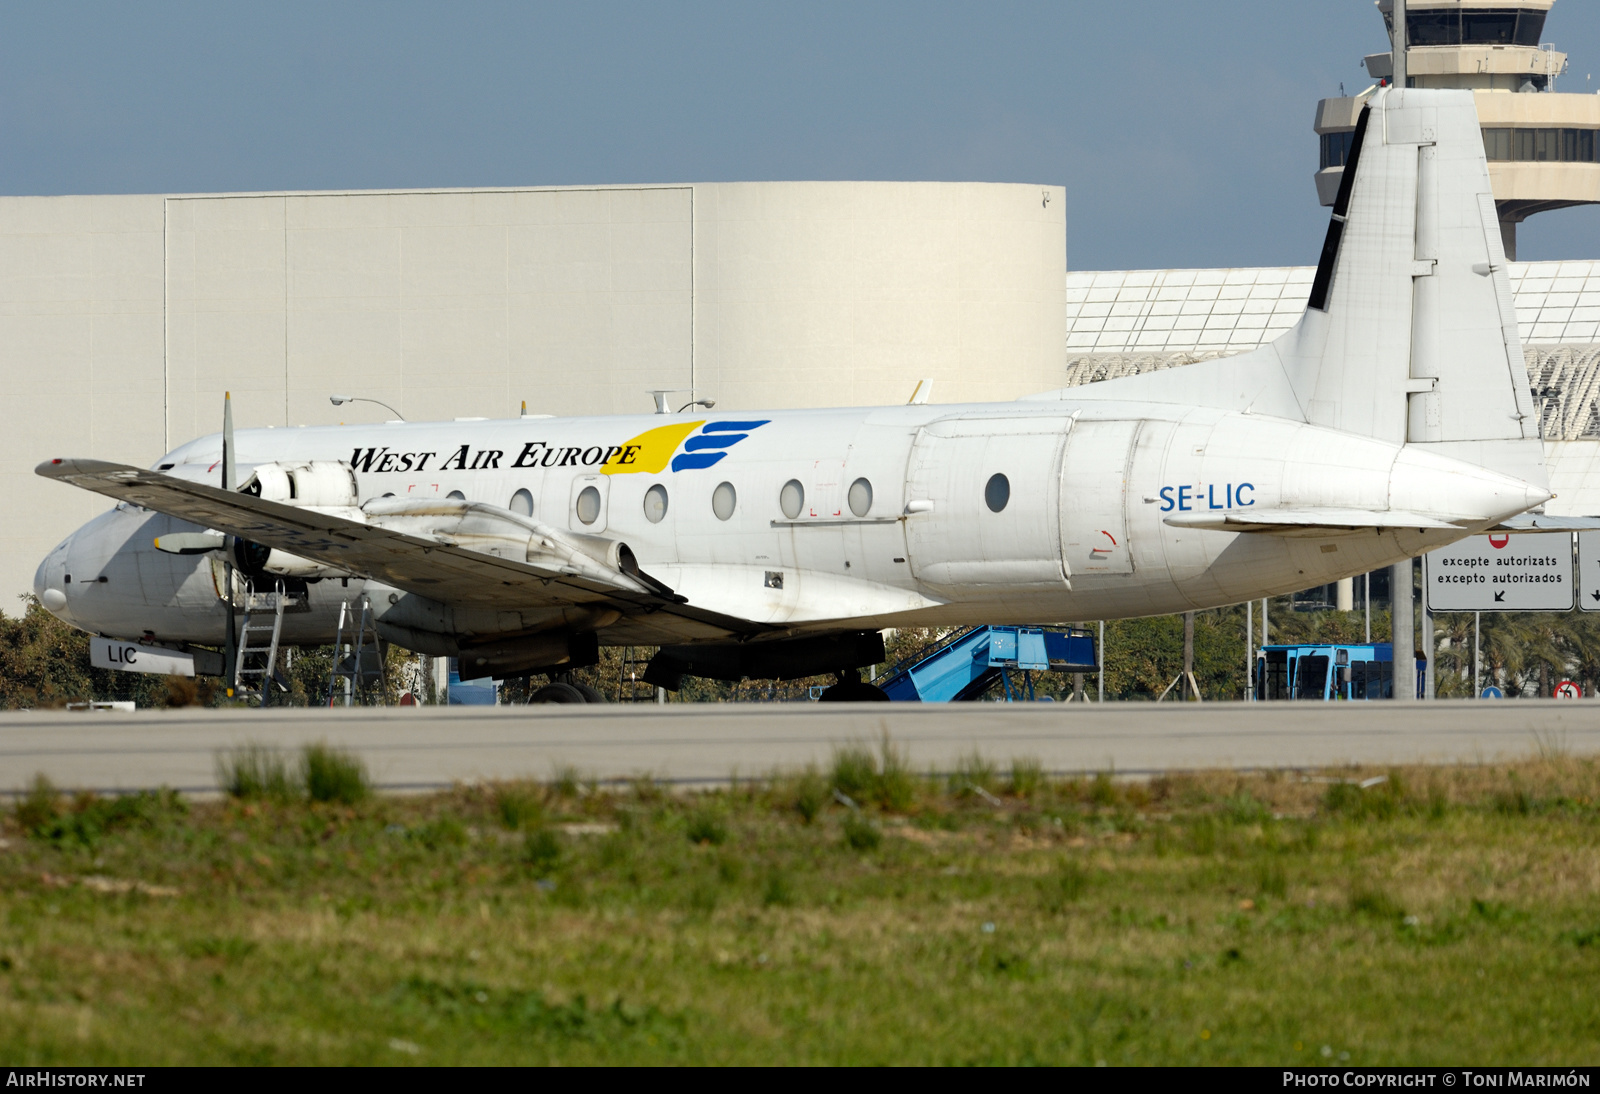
[{"xmin": 1424, "ymin": 532, "xmax": 1574, "ymax": 612}]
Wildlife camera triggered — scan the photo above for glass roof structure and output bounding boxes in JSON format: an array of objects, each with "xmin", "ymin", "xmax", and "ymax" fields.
[
  {"xmin": 1065, "ymin": 260, "xmax": 1600, "ymax": 355},
  {"xmin": 1062, "ymin": 261, "xmax": 1600, "ymax": 440}
]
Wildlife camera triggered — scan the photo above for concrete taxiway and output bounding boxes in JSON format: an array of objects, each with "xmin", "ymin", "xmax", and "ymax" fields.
[{"xmin": 2, "ymin": 700, "xmax": 1597, "ymax": 795}]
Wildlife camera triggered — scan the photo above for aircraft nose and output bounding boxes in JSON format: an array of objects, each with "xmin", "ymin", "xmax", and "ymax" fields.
[{"xmin": 34, "ymin": 536, "xmax": 72, "ymax": 620}]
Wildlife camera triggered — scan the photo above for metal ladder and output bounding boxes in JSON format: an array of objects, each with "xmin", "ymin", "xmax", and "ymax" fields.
[
  {"xmin": 234, "ymin": 584, "xmax": 288, "ymax": 706},
  {"xmin": 326, "ymin": 597, "xmax": 387, "ymax": 706}
]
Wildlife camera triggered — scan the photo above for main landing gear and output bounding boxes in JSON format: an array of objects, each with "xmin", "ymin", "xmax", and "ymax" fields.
[
  {"xmin": 816, "ymin": 669, "xmax": 890, "ymax": 703},
  {"xmin": 528, "ymin": 676, "xmax": 605, "ymax": 704}
]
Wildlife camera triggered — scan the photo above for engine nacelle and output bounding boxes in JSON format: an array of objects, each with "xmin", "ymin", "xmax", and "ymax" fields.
[
  {"xmin": 238, "ymin": 461, "xmax": 359, "ymax": 508},
  {"xmin": 230, "ymin": 537, "xmax": 352, "ymax": 580},
  {"xmin": 365, "ymin": 581, "xmax": 615, "ymax": 676}
]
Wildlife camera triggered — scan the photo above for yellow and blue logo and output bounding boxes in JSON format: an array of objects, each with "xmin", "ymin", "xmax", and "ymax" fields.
[{"xmin": 603, "ymin": 419, "xmax": 770, "ymax": 475}]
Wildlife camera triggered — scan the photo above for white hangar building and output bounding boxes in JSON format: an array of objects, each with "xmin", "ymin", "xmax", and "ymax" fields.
[{"xmin": 0, "ymin": 181, "xmax": 1066, "ymax": 601}]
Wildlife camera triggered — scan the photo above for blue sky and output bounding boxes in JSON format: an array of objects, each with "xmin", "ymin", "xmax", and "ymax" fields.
[{"xmin": 5, "ymin": 1, "xmax": 1600, "ymax": 269}]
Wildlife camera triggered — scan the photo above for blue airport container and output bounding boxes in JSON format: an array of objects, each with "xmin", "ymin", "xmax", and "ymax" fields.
[{"xmin": 446, "ymin": 658, "xmax": 499, "ymax": 706}]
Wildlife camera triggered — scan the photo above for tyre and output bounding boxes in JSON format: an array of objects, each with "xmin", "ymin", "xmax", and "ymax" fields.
[
  {"xmin": 817, "ymin": 681, "xmax": 891, "ymax": 702},
  {"xmin": 572, "ymin": 682, "xmax": 606, "ymax": 704},
  {"xmin": 529, "ymin": 682, "xmax": 587, "ymax": 704}
]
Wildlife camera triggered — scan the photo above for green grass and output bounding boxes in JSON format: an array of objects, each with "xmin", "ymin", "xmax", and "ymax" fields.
[
  {"xmin": 216, "ymin": 742, "xmax": 369, "ymax": 805},
  {"xmin": 3, "ymin": 755, "xmax": 1600, "ymax": 1064}
]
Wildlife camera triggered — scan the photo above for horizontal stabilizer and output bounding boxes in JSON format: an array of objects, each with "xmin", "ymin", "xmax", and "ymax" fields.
[
  {"xmin": 1163, "ymin": 508, "xmax": 1460, "ymax": 536},
  {"xmin": 1489, "ymin": 513, "xmax": 1600, "ymax": 532}
]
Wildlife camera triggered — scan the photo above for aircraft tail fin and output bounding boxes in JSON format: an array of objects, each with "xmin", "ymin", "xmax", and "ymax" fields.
[
  {"xmin": 1035, "ymin": 88, "xmax": 1546, "ymax": 489},
  {"xmin": 1281, "ymin": 87, "xmax": 1542, "ymax": 485}
]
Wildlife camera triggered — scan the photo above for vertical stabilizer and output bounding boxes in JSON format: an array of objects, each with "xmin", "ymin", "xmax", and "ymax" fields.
[
  {"xmin": 1281, "ymin": 88, "xmax": 1544, "ymax": 486},
  {"xmin": 1029, "ymin": 88, "xmax": 1547, "ymax": 491}
]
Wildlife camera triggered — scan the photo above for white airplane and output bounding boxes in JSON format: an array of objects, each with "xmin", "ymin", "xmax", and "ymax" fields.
[{"xmin": 31, "ymin": 89, "xmax": 1567, "ymax": 700}]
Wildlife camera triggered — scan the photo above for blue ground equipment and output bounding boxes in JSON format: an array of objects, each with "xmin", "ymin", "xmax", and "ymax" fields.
[
  {"xmin": 1253, "ymin": 643, "xmax": 1426, "ymax": 701},
  {"xmin": 877, "ymin": 626, "xmax": 1097, "ymax": 702},
  {"xmin": 446, "ymin": 658, "xmax": 499, "ymax": 706}
]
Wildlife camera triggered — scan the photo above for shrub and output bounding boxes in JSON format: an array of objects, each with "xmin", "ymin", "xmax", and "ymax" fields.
[
  {"xmin": 14, "ymin": 773, "xmax": 60, "ymax": 835},
  {"xmin": 1089, "ymin": 771, "xmax": 1117, "ymax": 807},
  {"xmin": 1257, "ymin": 862, "xmax": 1289, "ymax": 900},
  {"xmin": 550, "ymin": 765, "xmax": 581, "ymax": 799},
  {"xmin": 524, "ymin": 829, "xmax": 562, "ymax": 873},
  {"xmin": 1494, "ymin": 786, "xmax": 1533, "ymax": 816},
  {"xmin": 413, "ymin": 816, "xmax": 468, "ymax": 850},
  {"xmin": 841, "ymin": 813, "xmax": 881, "ymax": 852},
  {"xmin": 874, "ymin": 737, "xmax": 916, "ymax": 812},
  {"xmin": 1223, "ymin": 791, "xmax": 1271, "ymax": 826},
  {"xmin": 301, "ymin": 743, "xmax": 369, "ymax": 805},
  {"xmin": 686, "ymin": 809, "xmax": 728, "ymax": 846},
  {"xmin": 829, "ymin": 738, "xmax": 915, "ymax": 812},
  {"xmin": 762, "ymin": 871, "xmax": 794, "ymax": 907},
  {"xmin": 217, "ymin": 744, "xmax": 295, "ymax": 801},
  {"xmin": 1040, "ymin": 860, "xmax": 1090, "ymax": 912},
  {"xmin": 1324, "ymin": 778, "xmax": 1399, "ymax": 821},
  {"xmin": 950, "ymin": 751, "xmax": 997, "ymax": 796},
  {"xmin": 793, "ymin": 768, "xmax": 828, "ymax": 825},
  {"xmin": 1349, "ymin": 883, "xmax": 1405, "ymax": 921},
  {"xmin": 830, "ymin": 745, "xmax": 875, "ymax": 800},
  {"xmin": 28, "ymin": 787, "xmax": 184, "ymax": 847},
  {"xmin": 495, "ymin": 786, "xmax": 544, "ymax": 831},
  {"xmin": 1008, "ymin": 758, "xmax": 1044, "ymax": 799}
]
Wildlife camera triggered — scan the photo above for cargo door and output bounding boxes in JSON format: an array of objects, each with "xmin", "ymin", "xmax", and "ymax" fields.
[
  {"xmin": 1060, "ymin": 419, "xmax": 1139, "ymax": 575},
  {"xmin": 904, "ymin": 417, "xmax": 1070, "ymax": 591}
]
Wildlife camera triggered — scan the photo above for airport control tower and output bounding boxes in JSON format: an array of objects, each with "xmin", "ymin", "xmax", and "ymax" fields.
[{"xmin": 1314, "ymin": 0, "xmax": 1599, "ymax": 259}]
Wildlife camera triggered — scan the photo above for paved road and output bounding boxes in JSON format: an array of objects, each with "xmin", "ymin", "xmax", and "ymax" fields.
[{"xmin": 3, "ymin": 700, "xmax": 1597, "ymax": 795}]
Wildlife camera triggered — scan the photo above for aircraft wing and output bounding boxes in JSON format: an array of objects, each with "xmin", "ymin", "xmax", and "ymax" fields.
[
  {"xmin": 1163, "ymin": 508, "xmax": 1462, "ymax": 535},
  {"xmin": 37, "ymin": 458, "xmax": 766, "ymax": 640}
]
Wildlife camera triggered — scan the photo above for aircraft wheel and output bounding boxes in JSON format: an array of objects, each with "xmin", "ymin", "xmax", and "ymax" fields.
[
  {"xmin": 529, "ymin": 682, "xmax": 587, "ymax": 704},
  {"xmin": 572, "ymin": 683, "xmax": 606, "ymax": 704},
  {"xmin": 817, "ymin": 681, "xmax": 890, "ymax": 702}
]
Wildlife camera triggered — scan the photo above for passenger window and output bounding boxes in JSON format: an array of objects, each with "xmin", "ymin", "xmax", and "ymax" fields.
[
  {"xmin": 447, "ymin": 490, "xmax": 466, "ymax": 501},
  {"xmin": 644, "ymin": 484, "xmax": 669, "ymax": 524},
  {"xmin": 848, "ymin": 477, "xmax": 873, "ymax": 517},
  {"xmin": 576, "ymin": 486, "xmax": 602, "ymax": 525},
  {"xmin": 985, "ymin": 473, "xmax": 1010, "ymax": 513},
  {"xmin": 510, "ymin": 488, "xmax": 534, "ymax": 517},
  {"xmin": 712, "ymin": 481, "xmax": 737, "ymax": 521},
  {"xmin": 780, "ymin": 479, "xmax": 804, "ymax": 520}
]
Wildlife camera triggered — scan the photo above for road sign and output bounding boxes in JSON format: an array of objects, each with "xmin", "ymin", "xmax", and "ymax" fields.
[
  {"xmin": 1424, "ymin": 532, "xmax": 1574, "ymax": 612},
  {"xmin": 1576, "ymin": 531, "xmax": 1600, "ymax": 613},
  {"xmin": 1481, "ymin": 686, "xmax": 1503, "ymax": 699},
  {"xmin": 1554, "ymin": 680, "xmax": 1583, "ymax": 699}
]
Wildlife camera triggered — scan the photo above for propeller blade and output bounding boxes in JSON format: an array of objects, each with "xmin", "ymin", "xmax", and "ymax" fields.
[{"xmin": 222, "ymin": 391, "xmax": 235, "ymax": 491}]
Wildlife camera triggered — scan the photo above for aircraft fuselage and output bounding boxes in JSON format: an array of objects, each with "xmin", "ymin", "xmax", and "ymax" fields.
[{"xmin": 35, "ymin": 398, "xmax": 1539, "ymax": 654}]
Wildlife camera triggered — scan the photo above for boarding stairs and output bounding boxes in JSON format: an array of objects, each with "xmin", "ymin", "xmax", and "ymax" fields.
[{"xmin": 876, "ymin": 626, "xmax": 1097, "ymax": 702}]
